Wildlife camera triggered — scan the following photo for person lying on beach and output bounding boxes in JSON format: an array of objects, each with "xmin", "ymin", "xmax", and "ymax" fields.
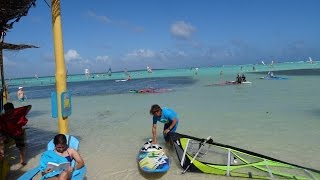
[
  {"xmin": 0, "ymin": 102, "xmax": 31, "ymax": 166},
  {"xmin": 40, "ymin": 134, "xmax": 84, "ymax": 180},
  {"xmin": 149, "ymin": 104, "xmax": 179, "ymax": 144}
]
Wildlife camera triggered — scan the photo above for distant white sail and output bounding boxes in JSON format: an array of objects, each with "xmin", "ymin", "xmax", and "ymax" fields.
[
  {"xmin": 147, "ymin": 66, "xmax": 152, "ymax": 73},
  {"xmin": 309, "ymin": 57, "xmax": 314, "ymax": 63},
  {"xmin": 85, "ymin": 68, "xmax": 90, "ymax": 78},
  {"xmin": 261, "ymin": 61, "xmax": 265, "ymax": 65}
]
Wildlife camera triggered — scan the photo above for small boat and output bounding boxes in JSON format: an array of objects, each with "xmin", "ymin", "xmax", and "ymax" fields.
[{"xmin": 169, "ymin": 132, "xmax": 320, "ymax": 179}]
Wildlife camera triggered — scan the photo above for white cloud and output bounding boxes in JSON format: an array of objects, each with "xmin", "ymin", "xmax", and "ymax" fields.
[
  {"xmin": 96, "ymin": 55, "xmax": 111, "ymax": 63},
  {"xmin": 87, "ymin": 10, "xmax": 111, "ymax": 24},
  {"xmin": 3, "ymin": 56, "xmax": 16, "ymax": 66},
  {"xmin": 171, "ymin": 21, "xmax": 196, "ymax": 40},
  {"xmin": 65, "ymin": 49, "xmax": 82, "ymax": 63},
  {"xmin": 177, "ymin": 51, "xmax": 187, "ymax": 57},
  {"xmin": 125, "ymin": 49, "xmax": 156, "ymax": 59}
]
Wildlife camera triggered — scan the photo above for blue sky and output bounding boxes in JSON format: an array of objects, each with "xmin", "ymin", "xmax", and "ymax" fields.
[{"xmin": 3, "ymin": 0, "xmax": 320, "ymax": 78}]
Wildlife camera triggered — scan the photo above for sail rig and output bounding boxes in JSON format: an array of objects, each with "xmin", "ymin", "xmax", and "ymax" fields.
[{"xmin": 170, "ymin": 132, "xmax": 320, "ymax": 180}]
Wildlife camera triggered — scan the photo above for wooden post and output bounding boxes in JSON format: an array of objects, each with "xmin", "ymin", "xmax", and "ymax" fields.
[{"xmin": 0, "ymin": 48, "xmax": 7, "ymax": 104}]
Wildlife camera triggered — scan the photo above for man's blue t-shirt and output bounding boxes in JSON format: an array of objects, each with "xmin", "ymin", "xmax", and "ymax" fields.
[{"xmin": 153, "ymin": 108, "xmax": 178, "ymax": 124}]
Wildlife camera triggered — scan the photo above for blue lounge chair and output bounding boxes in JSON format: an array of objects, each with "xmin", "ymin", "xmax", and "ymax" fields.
[{"xmin": 18, "ymin": 135, "xmax": 86, "ymax": 180}]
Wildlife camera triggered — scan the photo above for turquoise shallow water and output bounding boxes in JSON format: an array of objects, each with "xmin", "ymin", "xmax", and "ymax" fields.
[
  {"xmin": 6, "ymin": 61, "xmax": 320, "ymax": 179},
  {"xmin": 6, "ymin": 61, "xmax": 319, "ymax": 88}
]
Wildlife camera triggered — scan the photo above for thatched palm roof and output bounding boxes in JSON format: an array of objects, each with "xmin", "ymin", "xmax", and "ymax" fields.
[
  {"xmin": 0, "ymin": 0, "xmax": 38, "ymax": 50},
  {"xmin": 0, "ymin": 0, "xmax": 37, "ymax": 32},
  {"xmin": 0, "ymin": 42, "xmax": 38, "ymax": 50}
]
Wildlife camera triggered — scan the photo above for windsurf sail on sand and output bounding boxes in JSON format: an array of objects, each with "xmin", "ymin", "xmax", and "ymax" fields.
[{"xmin": 169, "ymin": 132, "xmax": 320, "ymax": 179}]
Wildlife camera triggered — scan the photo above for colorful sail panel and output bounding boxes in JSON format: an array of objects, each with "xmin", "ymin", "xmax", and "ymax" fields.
[{"xmin": 169, "ymin": 132, "xmax": 320, "ymax": 180}]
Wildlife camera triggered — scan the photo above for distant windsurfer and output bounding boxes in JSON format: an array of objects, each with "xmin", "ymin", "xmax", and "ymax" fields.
[
  {"xmin": 308, "ymin": 57, "xmax": 315, "ymax": 64},
  {"xmin": 107, "ymin": 68, "xmax": 112, "ymax": 76},
  {"xmin": 147, "ymin": 66, "xmax": 152, "ymax": 73},
  {"xmin": 271, "ymin": 60, "xmax": 274, "ymax": 67},
  {"xmin": 85, "ymin": 68, "xmax": 90, "ymax": 79},
  {"xmin": 150, "ymin": 104, "xmax": 179, "ymax": 144},
  {"xmin": 267, "ymin": 71, "xmax": 274, "ymax": 78},
  {"xmin": 194, "ymin": 67, "xmax": 199, "ymax": 75}
]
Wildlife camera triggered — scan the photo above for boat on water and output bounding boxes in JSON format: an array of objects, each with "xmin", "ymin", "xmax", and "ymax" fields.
[{"xmin": 169, "ymin": 132, "xmax": 320, "ymax": 179}]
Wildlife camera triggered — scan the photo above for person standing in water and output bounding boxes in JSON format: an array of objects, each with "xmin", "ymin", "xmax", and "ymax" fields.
[{"xmin": 17, "ymin": 87, "xmax": 27, "ymax": 103}]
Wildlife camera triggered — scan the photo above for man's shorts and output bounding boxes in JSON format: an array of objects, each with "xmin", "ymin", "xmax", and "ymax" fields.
[
  {"xmin": 3, "ymin": 132, "xmax": 25, "ymax": 149},
  {"xmin": 163, "ymin": 121, "xmax": 178, "ymax": 142}
]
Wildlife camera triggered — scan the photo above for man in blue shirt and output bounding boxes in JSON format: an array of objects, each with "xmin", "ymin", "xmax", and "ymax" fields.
[{"xmin": 149, "ymin": 104, "xmax": 179, "ymax": 144}]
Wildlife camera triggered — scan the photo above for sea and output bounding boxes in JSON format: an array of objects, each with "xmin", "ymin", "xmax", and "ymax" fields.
[{"xmin": 6, "ymin": 61, "xmax": 320, "ymax": 179}]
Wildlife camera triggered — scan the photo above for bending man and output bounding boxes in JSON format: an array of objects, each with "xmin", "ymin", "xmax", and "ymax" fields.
[{"xmin": 149, "ymin": 104, "xmax": 179, "ymax": 144}]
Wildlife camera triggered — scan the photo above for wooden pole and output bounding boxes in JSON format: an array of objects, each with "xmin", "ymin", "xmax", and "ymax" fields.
[{"xmin": 0, "ymin": 48, "xmax": 7, "ymax": 104}]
